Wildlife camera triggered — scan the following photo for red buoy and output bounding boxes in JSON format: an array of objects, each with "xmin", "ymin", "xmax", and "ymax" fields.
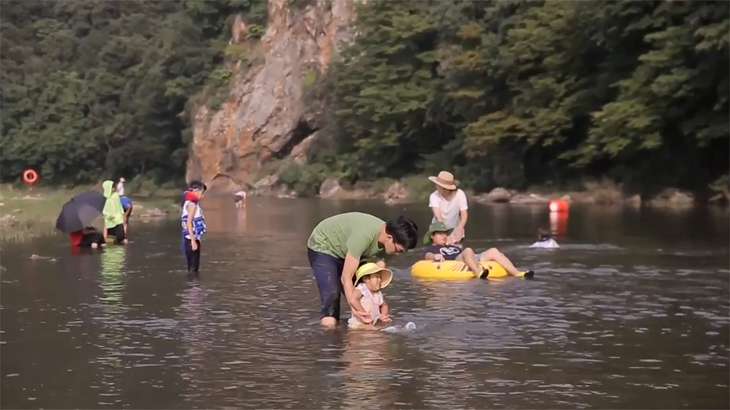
[
  {"xmin": 549, "ymin": 199, "xmax": 569, "ymax": 213},
  {"xmin": 23, "ymin": 169, "xmax": 39, "ymax": 185}
]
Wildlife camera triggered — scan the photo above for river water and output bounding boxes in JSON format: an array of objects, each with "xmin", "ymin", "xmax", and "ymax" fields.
[{"xmin": 1, "ymin": 197, "xmax": 728, "ymax": 409}]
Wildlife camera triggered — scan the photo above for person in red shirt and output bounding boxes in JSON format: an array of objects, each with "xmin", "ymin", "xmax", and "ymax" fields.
[{"xmin": 69, "ymin": 227, "xmax": 105, "ymax": 249}]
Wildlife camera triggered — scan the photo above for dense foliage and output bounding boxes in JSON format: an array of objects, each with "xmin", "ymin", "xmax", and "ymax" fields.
[
  {"xmin": 1, "ymin": 0, "xmax": 266, "ymax": 184},
  {"xmin": 309, "ymin": 0, "xmax": 728, "ymax": 194},
  {"xmin": 2, "ymin": 0, "xmax": 727, "ymax": 196}
]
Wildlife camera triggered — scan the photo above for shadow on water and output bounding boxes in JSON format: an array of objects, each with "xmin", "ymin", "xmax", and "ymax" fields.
[{"xmin": 1, "ymin": 197, "xmax": 728, "ymax": 409}]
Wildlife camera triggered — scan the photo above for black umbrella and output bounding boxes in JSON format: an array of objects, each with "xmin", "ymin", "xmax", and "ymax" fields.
[{"xmin": 55, "ymin": 190, "xmax": 106, "ymax": 233}]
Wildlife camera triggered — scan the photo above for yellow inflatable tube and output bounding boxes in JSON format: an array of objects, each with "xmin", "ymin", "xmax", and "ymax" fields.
[{"xmin": 410, "ymin": 260, "xmax": 529, "ymax": 280}]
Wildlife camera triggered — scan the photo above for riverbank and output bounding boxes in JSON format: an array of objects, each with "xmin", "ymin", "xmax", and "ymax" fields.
[
  {"xmin": 0, "ymin": 185, "xmax": 179, "ymax": 242},
  {"xmin": 250, "ymin": 175, "xmax": 730, "ymax": 208}
]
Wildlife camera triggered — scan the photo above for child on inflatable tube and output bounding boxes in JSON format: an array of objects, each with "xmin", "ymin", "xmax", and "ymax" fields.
[{"xmin": 422, "ymin": 221, "xmax": 533, "ymax": 279}]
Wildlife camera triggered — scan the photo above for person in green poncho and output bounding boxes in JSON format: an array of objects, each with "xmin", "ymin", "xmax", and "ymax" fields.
[{"xmin": 102, "ymin": 180, "xmax": 128, "ymax": 245}]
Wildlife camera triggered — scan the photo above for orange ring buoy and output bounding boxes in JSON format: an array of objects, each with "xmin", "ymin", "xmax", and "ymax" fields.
[{"xmin": 23, "ymin": 169, "xmax": 39, "ymax": 185}]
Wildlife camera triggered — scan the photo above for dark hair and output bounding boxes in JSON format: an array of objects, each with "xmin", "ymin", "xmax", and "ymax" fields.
[
  {"xmin": 385, "ymin": 216, "xmax": 419, "ymax": 250},
  {"xmin": 538, "ymin": 227, "xmax": 552, "ymax": 241},
  {"xmin": 189, "ymin": 180, "xmax": 208, "ymax": 191}
]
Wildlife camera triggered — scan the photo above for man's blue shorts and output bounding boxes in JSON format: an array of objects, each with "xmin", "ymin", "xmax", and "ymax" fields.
[{"xmin": 307, "ymin": 248, "xmax": 367, "ymax": 320}]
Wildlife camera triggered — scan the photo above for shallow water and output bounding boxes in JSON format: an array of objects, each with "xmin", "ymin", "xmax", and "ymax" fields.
[{"xmin": 2, "ymin": 198, "xmax": 729, "ymax": 409}]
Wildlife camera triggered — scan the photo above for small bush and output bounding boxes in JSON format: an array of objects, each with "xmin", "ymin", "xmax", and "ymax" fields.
[
  {"xmin": 224, "ymin": 44, "xmax": 249, "ymax": 65},
  {"xmin": 247, "ymin": 24, "xmax": 265, "ymax": 39},
  {"xmin": 303, "ymin": 68, "xmax": 317, "ymax": 87},
  {"xmin": 400, "ymin": 175, "xmax": 435, "ymax": 200},
  {"xmin": 279, "ymin": 163, "xmax": 331, "ymax": 197}
]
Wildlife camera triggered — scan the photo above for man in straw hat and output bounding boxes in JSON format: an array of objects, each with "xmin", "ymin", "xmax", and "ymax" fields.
[
  {"xmin": 347, "ymin": 263, "xmax": 393, "ymax": 330},
  {"xmin": 307, "ymin": 212, "xmax": 419, "ymax": 328},
  {"xmin": 427, "ymin": 170, "xmax": 468, "ymax": 244}
]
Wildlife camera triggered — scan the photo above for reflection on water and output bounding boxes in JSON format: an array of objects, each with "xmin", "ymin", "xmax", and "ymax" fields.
[
  {"xmin": 95, "ymin": 245, "xmax": 127, "ymax": 406},
  {"xmin": 342, "ymin": 331, "xmax": 393, "ymax": 409},
  {"xmin": 178, "ymin": 284, "xmax": 214, "ymax": 395},
  {"xmin": 1, "ymin": 198, "xmax": 728, "ymax": 409}
]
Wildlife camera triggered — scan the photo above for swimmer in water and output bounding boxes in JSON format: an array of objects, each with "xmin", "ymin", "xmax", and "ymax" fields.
[
  {"xmin": 347, "ymin": 263, "xmax": 393, "ymax": 330},
  {"xmin": 234, "ymin": 190, "xmax": 246, "ymax": 208},
  {"xmin": 530, "ymin": 228, "xmax": 559, "ymax": 249}
]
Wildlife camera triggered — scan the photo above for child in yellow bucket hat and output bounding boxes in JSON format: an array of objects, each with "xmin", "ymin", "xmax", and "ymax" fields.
[{"xmin": 347, "ymin": 263, "xmax": 393, "ymax": 330}]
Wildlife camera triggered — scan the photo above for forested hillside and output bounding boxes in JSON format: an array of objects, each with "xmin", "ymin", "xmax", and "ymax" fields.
[
  {"xmin": 1, "ymin": 0, "xmax": 266, "ymax": 184},
  {"xmin": 305, "ymin": 0, "xmax": 728, "ymax": 195},
  {"xmin": 2, "ymin": 0, "xmax": 728, "ymax": 197}
]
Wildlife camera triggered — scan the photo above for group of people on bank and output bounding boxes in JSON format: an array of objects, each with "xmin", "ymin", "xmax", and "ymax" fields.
[{"xmin": 69, "ymin": 178, "xmax": 133, "ymax": 249}]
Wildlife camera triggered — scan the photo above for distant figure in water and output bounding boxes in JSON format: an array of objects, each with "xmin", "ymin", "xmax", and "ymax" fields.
[
  {"xmin": 530, "ymin": 228, "xmax": 559, "ymax": 249},
  {"xmin": 116, "ymin": 177, "xmax": 126, "ymax": 196},
  {"xmin": 234, "ymin": 190, "xmax": 246, "ymax": 208}
]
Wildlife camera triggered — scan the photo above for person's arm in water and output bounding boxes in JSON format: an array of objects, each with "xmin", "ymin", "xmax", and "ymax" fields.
[
  {"xmin": 186, "ymin": 202, "xmax": 197, "ymax": 250},
  {"xmin": 380, "ymin": 299, "xmax": 391, "ymax": 323}
]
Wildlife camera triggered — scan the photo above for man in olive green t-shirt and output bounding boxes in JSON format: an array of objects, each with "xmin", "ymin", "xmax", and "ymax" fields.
[{"xmin": 307, "ymin": 212, "xmax": 419, "ymax": 328}]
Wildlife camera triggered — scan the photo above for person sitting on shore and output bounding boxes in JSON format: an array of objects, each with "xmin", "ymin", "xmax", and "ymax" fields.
[
  {"xmin": 234, "ymin": 190, "xmax": 246, "ymax": 208},
  {"xmin": 347, "ymin": 263, "xmax": 393, "ymax": 330},
  {"xmin": 423, "ymin": 222, "xmax": 534, "ymax": 279},
  {"xmin": 530, "ymin": 228, "xmax": 559, "ymax": 249},
  {"xmin": 69, "ymin": 226, "xmax": 106, "ymax": 249}
]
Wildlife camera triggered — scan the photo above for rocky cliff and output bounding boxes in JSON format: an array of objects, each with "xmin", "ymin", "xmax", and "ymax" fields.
[{"xmin": 186, "ymin": 0, "xmax": 358, "ymax": 193}]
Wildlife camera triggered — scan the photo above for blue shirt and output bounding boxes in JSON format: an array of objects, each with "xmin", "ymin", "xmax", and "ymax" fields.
[{"xmin": 120, "ymin": 196, "xmax": 132, "ymax": 210}]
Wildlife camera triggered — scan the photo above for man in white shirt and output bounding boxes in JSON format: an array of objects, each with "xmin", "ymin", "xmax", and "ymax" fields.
[
  {"xmin": 427, "ymin": 171, "xmax": 468, "ymax": 244},
  {"xmin": 116, "ymin": 177, "xmax": 125, "ymax": 196}
]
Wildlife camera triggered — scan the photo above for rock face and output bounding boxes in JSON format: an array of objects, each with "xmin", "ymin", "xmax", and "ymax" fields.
[
  {"xmin": 186, "ymin": 0, "xmax": 359, "ymax": 191},
  {"xmin": 648, "ymin": 188, "xmax": 695, "ymax": 208},
  {"xmin": 319, "ymin": 178, "xmax": 343, "ymax": 199},
  {"xmin": 482, "ymin": 187, "xmax": 512, "ymax": 203}
]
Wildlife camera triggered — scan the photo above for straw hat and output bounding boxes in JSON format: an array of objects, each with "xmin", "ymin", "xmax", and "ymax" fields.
[
  {"xmin": 428, "ymin": 171, "xmax": 459, "ymax": 190},
  {"xmin": 354, "ymin": 263, "xmax": 393, "ymax": 289}
]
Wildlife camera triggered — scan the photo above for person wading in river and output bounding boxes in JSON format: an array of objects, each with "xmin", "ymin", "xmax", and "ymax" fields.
[
  {"xmin": 181, "ymin": 181, "xmax": 207, "ymax": 276},
  {"xmin": 307, "ymin": 212, "xmax": 419, "ymax": 328},
  {"xmin": 427, "ymin": 171, "xmax": 469, "ymax": 245}
]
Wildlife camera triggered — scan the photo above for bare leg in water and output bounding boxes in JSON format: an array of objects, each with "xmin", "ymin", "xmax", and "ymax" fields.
[{"xmin": 479, "ymin": 247, "xmax": 522, "ymax": 276}]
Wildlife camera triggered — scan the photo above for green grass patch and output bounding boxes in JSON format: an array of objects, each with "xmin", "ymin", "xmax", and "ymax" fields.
[{"xmin": 0, "ymin": 183, "xmax": 179, "ymax": 243}]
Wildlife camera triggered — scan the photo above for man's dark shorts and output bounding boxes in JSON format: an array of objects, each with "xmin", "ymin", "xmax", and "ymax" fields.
[{"xmin": 307, "ymin": 248, "xmax": 367, "ymax": 320}]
